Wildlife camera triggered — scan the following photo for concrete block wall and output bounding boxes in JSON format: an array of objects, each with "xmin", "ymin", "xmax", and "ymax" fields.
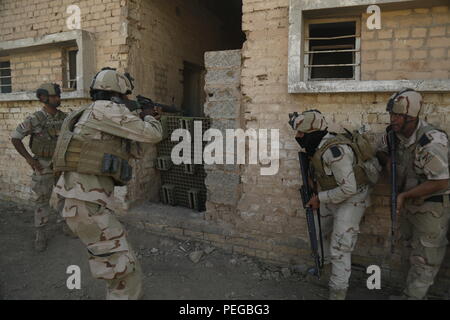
[{"xmin": 203, "ymin": 50, "xmax": 243, "ymax": 224}]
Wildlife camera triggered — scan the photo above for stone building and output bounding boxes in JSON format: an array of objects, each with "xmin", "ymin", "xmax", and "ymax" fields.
[{"xmin": 1, "ymin": 0, "xmax": 449, "ymax": 294}]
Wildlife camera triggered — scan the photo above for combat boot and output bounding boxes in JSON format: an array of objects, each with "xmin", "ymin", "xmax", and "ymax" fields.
[
  {"xmin": 308, "ymin": 264, "xmax": 331, "ymax": 288},
  {"xmin": 329, "ymin": 288, "xmax": 347, "ymax": 300},
  {"xmin": 34, "ymin": 228, "xmax": 47, "ymax": 252}
]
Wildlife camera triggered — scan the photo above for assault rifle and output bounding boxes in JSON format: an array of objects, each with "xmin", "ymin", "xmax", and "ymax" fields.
[
  {"xmin": 298, "ymin": 151, "xmax": 324, "ymax": 278},
  {"xmin": 124, "ymin": 95, "xmax": 180, "ymax": 114},
  {"xmin": 387, "ymin": 127, "xmax": 397, "ymax": 253}
]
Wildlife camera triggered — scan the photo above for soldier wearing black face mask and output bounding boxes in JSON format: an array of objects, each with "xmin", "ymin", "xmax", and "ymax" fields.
[
  {"xmin": 10, "ymin": 83, "xmax": 68, "ymax": 252},
  {"xmin": 290, "ymin": 110, "xmax": 373, "ymax": 300}
]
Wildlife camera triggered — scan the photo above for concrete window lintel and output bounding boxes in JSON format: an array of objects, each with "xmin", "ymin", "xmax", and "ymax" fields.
[
  {"xmin": 0, "ymin": 30, "xmax": 95, "ymax": 101},
  {"xmin": 288, "ymin": 0, "xmax": 450, "ymax": 93}
]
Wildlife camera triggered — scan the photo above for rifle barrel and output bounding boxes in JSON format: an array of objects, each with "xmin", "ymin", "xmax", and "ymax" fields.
[
  {"xmin": 298, "ymin": 151, "xmax": 323, "ymax": 278},
  {"xmin": 153, "ymin": 102, "xmax": 180, "ymax": 113}
]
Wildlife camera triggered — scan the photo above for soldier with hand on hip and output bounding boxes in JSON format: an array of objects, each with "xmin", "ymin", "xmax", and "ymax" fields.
[{"xmin": 11, "ymin": 83, "xmax": 68, "ymax": 252}]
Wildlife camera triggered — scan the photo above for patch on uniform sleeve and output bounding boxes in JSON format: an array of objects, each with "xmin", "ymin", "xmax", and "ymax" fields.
[
  {"xmin": 419, "ymin": 134, "xmax": 431, "ymax": 147},
  {"xmin": 330, "ymin": 146, "xmax": 342, "ymax": 158}
]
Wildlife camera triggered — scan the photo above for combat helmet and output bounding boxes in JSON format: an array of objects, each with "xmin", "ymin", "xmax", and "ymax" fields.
[
  {"xmin": 36, "ymin": 83, "xmax": 61, "ymax": 99},
  {"xmin": 90, "ymin": 67, "xmax": 132, "ymax": 95},
  {"xmin": 289, "ymin": 109, "xmax": 328, "ymax": 133},
  {"xmin": 386, "ymin": 88, "xmax": 423, "ymax": 117}
]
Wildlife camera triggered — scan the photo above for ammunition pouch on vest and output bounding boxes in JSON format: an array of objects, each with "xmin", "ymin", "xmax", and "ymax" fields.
[
  {"xmin": 311, "ymin": 134, "xmax": 371, "ymax": 191},
  {"xmin": 29, "ymin": 111, "xmax": 66, "ymax": 158},
  {"xmin": 53, "ymin": 106, "xmax": 133, "ymax": 186}
]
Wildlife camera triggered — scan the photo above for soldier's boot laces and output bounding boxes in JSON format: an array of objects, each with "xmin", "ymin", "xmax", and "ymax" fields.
[
  {"xmin": 34, "ymin": 228, "xmax": 47, "ymax": 252},
  {"xmin": 329, "ymin": 288, "xmax": 347, "ymax": 300}
]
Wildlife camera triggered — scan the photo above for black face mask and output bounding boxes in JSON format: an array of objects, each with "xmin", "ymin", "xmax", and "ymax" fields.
[
  {"xmin": 296, "ymin": 130, "xmax": 328, "ymax": 157},
  {"xmin": 295, "ymin": 137, "xmax": 305, "ymax": 148}
]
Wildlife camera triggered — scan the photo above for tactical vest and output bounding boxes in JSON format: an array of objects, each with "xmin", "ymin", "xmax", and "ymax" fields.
[
  {"xmin": 399, "ymin": 124, "xmax": 450, "ymax": 195},
  {"xmin": 52, "ymin": 105, "xmax": 133, "ymax": 186},
  {"xmin": 29, "ymin": 110, "xmax": 66, "ymax": 158},
  {"xmin": 311, "ymin": 134, "xmax": 370, "ymax": 191}
]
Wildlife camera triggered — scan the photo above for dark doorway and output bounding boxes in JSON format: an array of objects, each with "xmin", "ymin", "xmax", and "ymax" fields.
[
  {"xmin": 202, "ymin": 0, "xmax": 245, "ymax": 50},
  {"xmin": 182, "ymin": 61, "xmax": 205, "ymax": 117}
]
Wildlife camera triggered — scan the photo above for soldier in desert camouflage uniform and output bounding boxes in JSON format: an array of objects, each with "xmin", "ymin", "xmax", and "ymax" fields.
[
  {"xmin": 376, "ymin": 89, "xmax": 450, "ymax": 300},
  {"xmin": 291, "ymin": 110, "xmax": 379, "ymax": 300},
  {"xmin": 51, "ymin": 68, "xmax": 163, "ymax": 299},
  {"xmin": 11, "ymin": 83, "xmax": 67, "ymax": 252}
]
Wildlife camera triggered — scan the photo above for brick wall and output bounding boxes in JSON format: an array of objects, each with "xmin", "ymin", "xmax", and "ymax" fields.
[
  {"xmin": 1, "ymin": 0, "xmax": 450, "ymax": 293},
  {"xmin": 213, "ymin": 0, "xmax": 450, "ymax": 291},
  {"xmin": 127, "ymin": 0, "xmax": 225, "ymax": 104},
  {"xmin": 10, "ymin": 49, "xmax": 64, "ymax": 92},
  {"xmin": 124, "ymin": 0, "xmax": 230, "ymax": 206},
  {"xmin": 0, "ymin": 0, "xmax": 231, "ymax": 207},
  {"xmin": 0, "ymin": 0, "xmax": 131, "ymax": 203},
  {"xmin": 0, "ymin": 0, "xmax": 131, "ymax": 80},
  {"xmin": 362, "ymin": 6, "xmax": 450, "ymax": 80}
]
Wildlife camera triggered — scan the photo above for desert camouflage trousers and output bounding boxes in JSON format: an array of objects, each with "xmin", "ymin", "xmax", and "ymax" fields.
[
  {"xmin": 399, "ymin": 199, "xmax": 450, "ymax": 299},
  {"xmin": 61, "ymin": 197, "xmax": 143, "ymax": 300},
  {"xmin": 31, "ymin": 158, "xmax": 58, "ymax": 228},
  {"xmin": 316, "ymin": 189, "xmax": 369, "ymax": 290}
]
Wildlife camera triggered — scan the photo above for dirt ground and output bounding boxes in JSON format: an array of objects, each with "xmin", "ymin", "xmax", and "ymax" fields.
[{"xmin": 0, "ymin": 200, "xmax": 396, "ymax": 300}]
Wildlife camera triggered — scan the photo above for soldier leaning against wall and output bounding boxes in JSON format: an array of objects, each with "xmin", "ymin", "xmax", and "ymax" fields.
[
  {"xmin": 290, "ymin": 110, "xmax": 381, "ymax": 300},
  {"xmin": 376, "ymin": 88, "xmax": 450, "ymax": 300},
  {"xmin": 10, "ymin": 83, "xmax": 70, "ymax": 252}
]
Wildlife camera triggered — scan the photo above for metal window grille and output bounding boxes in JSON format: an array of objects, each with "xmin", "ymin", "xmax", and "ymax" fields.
[
  {"xmin": 0, "ymin": 61, "xmax": 12, "ymax": 93},
  {"xmin": 304, "ymin": 18, "xmax": 361, "ymax": 81},
  {"xmin": 66, "ymin": 49, "xmax": 78, "ymax": 89}
]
